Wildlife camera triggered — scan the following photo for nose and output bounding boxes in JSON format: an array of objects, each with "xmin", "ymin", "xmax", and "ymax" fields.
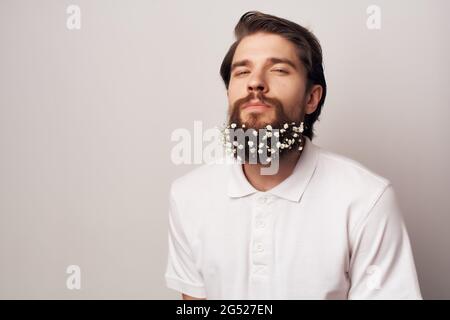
[{"xmin": 247, "ymin": 71, "xmax": 268, "ymax": 94}]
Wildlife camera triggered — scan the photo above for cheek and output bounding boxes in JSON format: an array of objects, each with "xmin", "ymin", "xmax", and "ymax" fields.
[
  {"xmin": 270, "ymin": 82, "xmax": 305, "ymax": 117},
  {"xmin": 227, "ymin": 82, "xmax": 244, "ymax": 107}
]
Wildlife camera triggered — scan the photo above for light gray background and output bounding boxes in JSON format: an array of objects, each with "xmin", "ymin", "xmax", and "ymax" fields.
[{"xmin": 0, "ymin": 0, "xmax": 449, "ymax": 299}]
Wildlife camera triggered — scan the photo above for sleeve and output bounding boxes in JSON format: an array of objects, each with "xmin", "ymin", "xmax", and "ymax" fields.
[
  {"xmin": 347, "ymin": 183, "xmax": 422, "ymax": 299},
  {"xmin": 164, "ymin": 183, "xmax": 207, "ymax": 298}
]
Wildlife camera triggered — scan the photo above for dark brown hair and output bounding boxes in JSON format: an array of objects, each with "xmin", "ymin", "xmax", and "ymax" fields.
[{"xmin": 220, "ymin": 11, "xmax": 327, "ymax": 140}]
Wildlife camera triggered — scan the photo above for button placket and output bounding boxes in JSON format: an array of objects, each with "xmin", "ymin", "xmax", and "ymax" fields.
[{"xmin": 250, "ymin": 194, "xmax": 275, "ymax": 277}]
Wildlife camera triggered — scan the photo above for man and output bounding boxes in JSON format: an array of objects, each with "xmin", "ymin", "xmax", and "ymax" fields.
[{"xmin": 164, "ymin": 11, "xmax": 422, "ymax": 299}]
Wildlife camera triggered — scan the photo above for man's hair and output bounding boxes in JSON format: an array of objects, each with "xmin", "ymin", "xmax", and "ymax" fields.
[{"xmin": 220, "ymin": 11, "xmax": 327, "ymax": 140}]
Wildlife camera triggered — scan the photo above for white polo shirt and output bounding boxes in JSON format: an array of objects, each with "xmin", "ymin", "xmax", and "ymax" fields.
[{"xmin": 164, "ymin": 136, "xmax": 422, "ymax": 299}]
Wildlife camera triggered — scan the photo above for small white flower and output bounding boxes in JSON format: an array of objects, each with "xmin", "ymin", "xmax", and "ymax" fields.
[
  {"xmin": 299, "ymin": 122, "xmax": 304, "ymax": 133},
  {"xmin": 224, "ymin": 128, "xmax": 230, "ymax": 134},
  {"xmin": 266, "ymin": 157, "xmax": 272, "ymax": 162},
  {"xmin": 293, "ymin": 133, "xmax": 298, "ymax": 138},
  {"xmin": 252, "ymin": 130, "xmax": 258, "ymax": 136},
  {"xmin": 248, "ymin": 141, "xmax": 254, "ymax": 147},
  {"xmin": 280, "ymin": 129, "xmax": 285, "ymax": 133},
  {"xmin": 230, "ymin": 123, "xmax": 236, "ymax": 128},
  {"xmin": 267, "ymin": 132, "xmax": 272, "ymax": 137},
  {"xmin": 298, "ymin": 146, "xmax": 303, "ymax": 151},
  {"xmin": 273, "ymin": 131, "xmax": 279, "ymax": 137},
  {"xmin": 233, "ymin": 141, "xmax": 238, "ymax": 146},
  {"xmin": 257, "ymin": 149, "xmax": 263, "ymax": 154},
  {"xmin": 266, "ymin": 124, "xmax": 272, "ymax": 130},
  {"xmin": 242, "ymin": 124, "xmax": 246, "ymax": 128},
  {"xmin": 238, "ymin": 144, "xmax": 244, "ymax": 150},
  {"xmin": 283, "ymin": 123, "xmax": 289, "ymax": 129},
  {"xmin": 250, "ymin": 148, "xmax": 256, "ymax": 153},
  {"xmin": 259, "ymin": 142, "xmax": 264, "ymax": 148},
  {"xmin": 276, "ymin": 141, "xmax": 281, "ymax": 148}
]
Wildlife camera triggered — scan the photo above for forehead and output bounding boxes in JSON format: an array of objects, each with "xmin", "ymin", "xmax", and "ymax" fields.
[{"xmin": 232, "ymin": 32, "xmax": 300, "ymax": 67}]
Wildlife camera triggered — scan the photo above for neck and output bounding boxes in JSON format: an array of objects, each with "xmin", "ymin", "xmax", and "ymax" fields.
[{"xmin": 242, "ymin": 148, "xmax": 303, "ymax": 192}]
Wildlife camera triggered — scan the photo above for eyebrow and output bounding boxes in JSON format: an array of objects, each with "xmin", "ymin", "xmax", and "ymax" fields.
[{"xmin": 230, "ymin": 57, "xmax": 298, "ymax": 72}]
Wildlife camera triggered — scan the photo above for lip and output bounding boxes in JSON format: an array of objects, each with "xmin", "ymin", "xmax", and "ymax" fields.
[{"xmin": 242, "ymin": 100, "xmax": 271, "ymax": 110}]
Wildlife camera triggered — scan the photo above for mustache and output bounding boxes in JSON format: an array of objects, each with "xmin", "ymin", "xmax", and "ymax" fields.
[{"xmin": 232, "ymin": 92, "xmax": 283, "ymax": 111}]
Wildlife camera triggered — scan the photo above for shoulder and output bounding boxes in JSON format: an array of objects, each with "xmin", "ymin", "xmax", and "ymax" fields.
[
  {"xmin": 313, "ymin": 145, "xmax": 393, "ymax": 228},
  {"xmin": 316, "ymin": 146, "xmax": 391, "ymax": 193}
]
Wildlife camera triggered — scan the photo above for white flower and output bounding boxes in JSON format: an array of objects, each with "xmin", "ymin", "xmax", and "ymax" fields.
[
  {"xmin": 266, "ymin": 132, "xmax": 272, "ymax": 137},
  {"xmin": 257, "ymin": 149, "xmax": 263, "ymax": 154},
  {"xmin": 299, "ymin": 122, "xmax": 304, "ymax": 133},
  {"xmin": 252, "ymin": 130, "xmax": 258, "ymax": 136},
  {"xmin": 250, "ymin": 148, "xmax": 256, "ymax": 153},
  {"xmin": 248, "ymin": 141, "xmax": 254, "ymax": 147},
  {"xmin": 293, "ymin": 133, "xmax": 298, "ymax": 138},
  {"xmin": 283, "ymin": 123, "xmax": 289, "ymax": 129},
  {"xmin": 233, "ymin": 141, "xmax": 238, "ymax": 146},
  {"xmin": 266, "ymin": 157, "xmax": 272, "ymax": 162},
  {"xmin": 276, "ymin": 141, "xmax": 281, "ymax": 148},
  {"xmin": 266, "ymin": 124, "xmax": 272, "ymax": 130},
  {"xmin": 238, "ymin": 144, "xmax": 244, "ymax": 150},
  {"xmin": 259, "ymin": 142, "xmax": 264, "ymax": 148},
  {"xmin": 224, "ymin": 128, "xmax": 230, "ymax": 134},
  {"xmin": 298, "ymin": 146, "xmax": 303, "ymax": 151},
  {"xmin": 273, "ymin": 131, "xmax": 279, "ymax": 137},
  {"xmin": 241, "ymin": 124, "xmax": 246, "ymax": 128},
  {"xmin": 230, "ymin": 123, "xmax": 236, "ymax": 128}
]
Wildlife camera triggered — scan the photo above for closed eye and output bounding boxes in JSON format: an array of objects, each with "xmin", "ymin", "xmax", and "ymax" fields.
[
  {"xmin": 235, "ymin": 70, "xmax": 249, "ymax": 76},
  {"xmin": 272, "ymin": 68, "xmax": 288, "ymax": 74}
]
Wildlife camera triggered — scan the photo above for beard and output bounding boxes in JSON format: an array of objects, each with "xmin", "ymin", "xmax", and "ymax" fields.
[{"xmin": 223, "ymin": 92, "xmax": 306, "ymax": 164}]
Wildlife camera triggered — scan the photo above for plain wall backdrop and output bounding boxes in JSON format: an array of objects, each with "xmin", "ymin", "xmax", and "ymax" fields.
[{"xmin": 0, "ymin": 0, "xmax": 449, "ymax": 299}]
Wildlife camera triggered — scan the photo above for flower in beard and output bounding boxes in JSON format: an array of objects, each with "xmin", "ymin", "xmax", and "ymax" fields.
[
  {"xmin": 221, "ymin": 121, "xmax": 305, "ymax": 164},
  {"xmin": 223, "ymin": 91, "xmax": 307, "ymax": 164}
]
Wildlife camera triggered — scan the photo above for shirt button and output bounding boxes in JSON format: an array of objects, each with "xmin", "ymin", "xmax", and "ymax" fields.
[
  {"xmin": 256, "ymin": 243, "xmax": 264, "ymax": 252},
  {"xmin": 256, "ymin": 220, "xmax": 266, "ymax": 229},
  {"xmin": 252, "ymin": 265, "xmax": 266, "ymax": 274},
  {"xmin": 258, "ymin": 196, "xmax": 268, "ymax": 204}
]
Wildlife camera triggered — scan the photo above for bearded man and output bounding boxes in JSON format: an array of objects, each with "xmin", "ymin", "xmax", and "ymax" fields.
[{"xmin": 165, "ymin": 11, "xmax": 422, "ymax": 300}]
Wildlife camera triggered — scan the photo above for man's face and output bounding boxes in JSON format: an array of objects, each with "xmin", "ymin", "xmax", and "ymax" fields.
[{"xmin": 227, "ymin": 32, "xmax": 308, "ymax": 129}]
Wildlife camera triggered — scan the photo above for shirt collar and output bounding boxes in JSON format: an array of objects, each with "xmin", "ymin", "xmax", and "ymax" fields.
[{"xmin": 226, "ymin": 136, "xmax": 319, "ymax": 202}]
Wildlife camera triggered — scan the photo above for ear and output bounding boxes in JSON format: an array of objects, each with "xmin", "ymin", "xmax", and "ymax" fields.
[{"xmin": 304, "ymin": 85, "xmax": 323, "ymax": 115}]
